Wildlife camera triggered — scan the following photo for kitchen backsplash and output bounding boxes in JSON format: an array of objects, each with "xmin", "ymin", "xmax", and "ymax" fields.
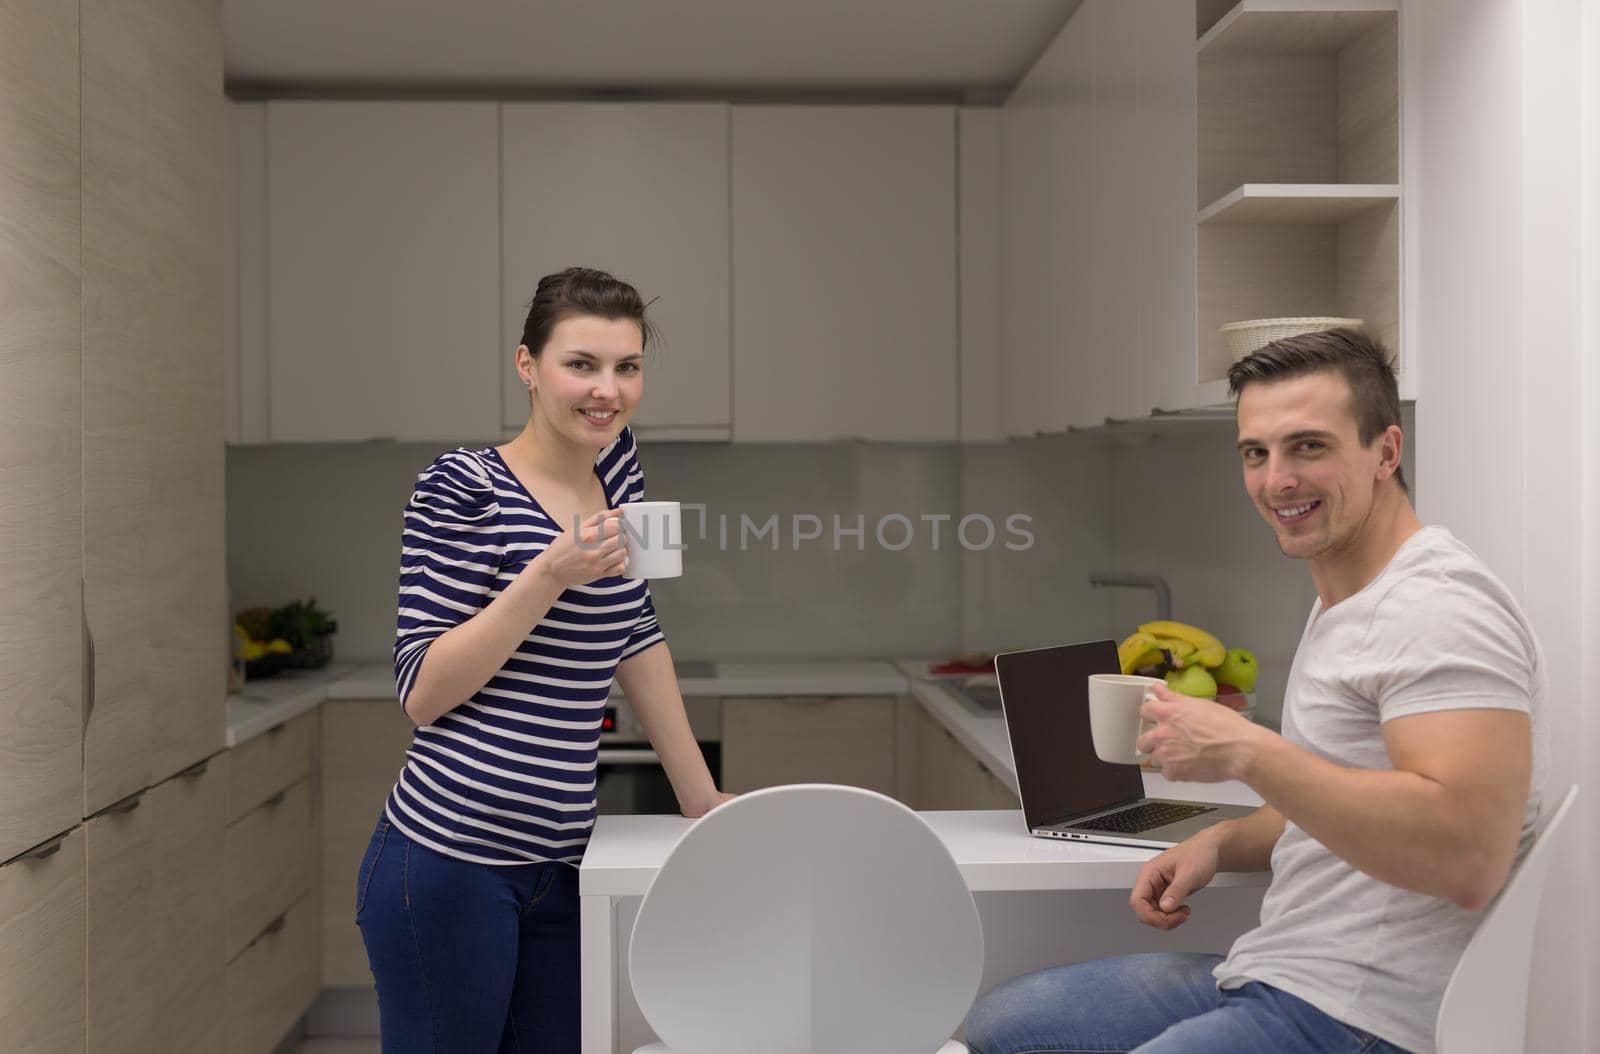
[{"xmin": 226, "ymin": 406, "xmax": 1413, "ymax": 728}]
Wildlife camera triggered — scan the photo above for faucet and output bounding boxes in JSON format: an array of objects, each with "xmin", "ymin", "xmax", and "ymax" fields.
[{"xmin": 1088, "ymin": 573, "xmax": 1173, "ymax": 622}]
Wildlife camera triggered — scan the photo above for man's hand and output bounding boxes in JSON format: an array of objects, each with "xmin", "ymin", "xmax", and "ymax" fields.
[
  {"xmin": 1129, "ymin": 832, "xmax": 1222, "ymax": 931},
  {"xmin": 1137, "ymin": 683, "xmax": 1271, "ymax": 782}
]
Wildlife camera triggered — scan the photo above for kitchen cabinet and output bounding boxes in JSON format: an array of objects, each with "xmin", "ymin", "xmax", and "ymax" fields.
[
  {"xmin": 81, "ymin": 0, "xmax": 226, "ymax": 814},
  {"xmin": 721, "ymin": 696, "xmax": 897, "ymax": 796},
  {"xmin": 499, "ymin": 103, "xmax": 732, "ymax": 440},
  {"xmin": 320, "ymin": 698, "xmax": 417, "ymax": 986},
  {"xmin": 896, "ymin": 698, "xmax": 1019, "ymax": 811},
  {"xmin": 0, "ymin": 827, "xmax": 86, "ymax": 1054},
  {"xmin": 730, "ymin": 106, "xmax": 958, "ymax": 441},
  {"xmin": 1002, "ymin": 0, "xmax": 1201, "ymax": 432},
  {"xmin": 226, "ymin": 891, "xmax": 319, "ymax": 1054},
  {"xmin": 225, "ymin": 100, "xmax": 269, "ymax": 444},
  {"xmin": 85, "ymin": 760, "xmax": 227, "ymax": 1053},
  {"xmin": 266, "ymin": 100, "xmax": 501, "ymax": 442},
  {"xmin": 0, "ymin": 0, "xmax": 84, "ymax": 864}
]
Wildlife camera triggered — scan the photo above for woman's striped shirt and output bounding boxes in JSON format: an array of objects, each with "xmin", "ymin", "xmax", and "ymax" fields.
[{"xmin": 386, "ymin": 427, "xmax": 664, "ymax": 866}]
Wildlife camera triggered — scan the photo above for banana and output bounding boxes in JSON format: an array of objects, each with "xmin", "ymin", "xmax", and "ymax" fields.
[
  {"xmin": 1117, "ymin": 632, "xmax": 1163, "ymax": 675},
  {"xmin": 1138, "ymin": 620, "xmax": 1225, "ymax": 668}
]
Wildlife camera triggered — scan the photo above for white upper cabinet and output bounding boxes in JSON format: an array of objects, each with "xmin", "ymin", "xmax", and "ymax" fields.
[
  {"xmin": 225, "ymin": 101, "xmax": 268, "ymax": 444},
  {"xmin": 499, "ymin": 103, "xmax": 731, "ymax": 439},
  {"xmin": 1001, "ymin": 0, "xmax": 1208, "ymax": 430},
  {"xmin": 266, "ymin": 101, "xmax": 500, "ymax": 442},
  {"xmin": 730, "ymin": 106, "xmax": 958, "ymax": 442}
]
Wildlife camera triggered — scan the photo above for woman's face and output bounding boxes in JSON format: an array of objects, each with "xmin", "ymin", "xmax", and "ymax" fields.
[{"xmin": 518, "ymin": 314, "xmax": 644, "ymax": 450}]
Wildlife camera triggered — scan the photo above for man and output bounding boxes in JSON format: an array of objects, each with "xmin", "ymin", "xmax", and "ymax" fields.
[{"xmin": 965, "ymin": 329, "xmax": 1547, "ymax": 1054}]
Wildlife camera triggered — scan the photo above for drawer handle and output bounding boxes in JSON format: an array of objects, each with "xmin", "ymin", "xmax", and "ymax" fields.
[
  {"xmin": 17, "ymin": 833, "xmax": 67, "ymax": 862},
  {"xmin": 261, "ymin": 913, "xmax": 287, "ymax": 938},
  {"xmin": 266, "ymin": 722, "xmax": 286, "ymax": 736},
  {"xmin": 101, "ymin": 791, "xmax": 144, "ymax": 817},
  {"xmin": 262, "ymin": 790, "xmax": 287, "ymax": 809},
  {"xmin": 177, "ymin": 759, "xmax": 209, "ymax": 780},
  {"xmin": 782, "ymin": 696, "xmax": 834, "ymax": 706}
]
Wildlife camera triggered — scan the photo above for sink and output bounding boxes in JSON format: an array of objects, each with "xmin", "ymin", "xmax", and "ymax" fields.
[
  {"xmin": 675, "ymin": 660, "xmax": 718, "ymax": 679},
  {"xmin": 947, "ymin": 678, "xmax": 1002, "ymax": 715}
]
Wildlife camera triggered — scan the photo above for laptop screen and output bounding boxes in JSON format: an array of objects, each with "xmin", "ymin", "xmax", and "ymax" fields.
[{"xmin": 995, "ymin": 640, "xmax": 1146, "ymax": 830}]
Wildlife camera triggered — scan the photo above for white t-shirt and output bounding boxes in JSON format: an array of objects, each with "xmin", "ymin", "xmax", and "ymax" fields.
[{"xmin": 1214, "ymin": 526, "xmax": 1549, "ymax": 1054}]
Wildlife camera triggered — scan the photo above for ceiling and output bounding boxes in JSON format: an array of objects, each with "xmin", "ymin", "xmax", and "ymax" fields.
[{"xmin": 223, "ymin": 0, "xmax": 1082, "ymax": 100}]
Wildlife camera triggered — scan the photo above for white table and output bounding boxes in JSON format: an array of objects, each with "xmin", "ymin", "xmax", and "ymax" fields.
[{"xmin": 580, "ymin": 809, "xmax": 1272, "ymax": 1054}]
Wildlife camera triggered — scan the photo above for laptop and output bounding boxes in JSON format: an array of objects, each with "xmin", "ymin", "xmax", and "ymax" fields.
[{"xmin": 996, "ymin": 640, "xmax": 1256, "ymax": 849}]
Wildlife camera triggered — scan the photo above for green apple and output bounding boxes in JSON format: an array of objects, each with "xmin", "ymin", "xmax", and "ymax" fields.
[
  {"xmin": 1213, "ymin": 647, "xmax": 1259, "ymax": 693},
  {"xmin": 1164, "ymin": 664, "xmax": 1218, "ymax": 699}
]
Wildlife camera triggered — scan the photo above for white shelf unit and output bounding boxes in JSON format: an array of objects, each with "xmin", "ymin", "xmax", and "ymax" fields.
[{"xmin": 1194, "ymin": 0, "xmax": 1400, "ymax": 386}]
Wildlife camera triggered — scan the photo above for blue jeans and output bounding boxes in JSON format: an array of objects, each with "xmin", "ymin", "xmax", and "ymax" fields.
[
  {"xmin": 965, "ymin": 952, "xmax": 1413, "ymax": 1054},
  {"xmin": 355, "ymin": 818, "xmax": 580, "ymax": 1053}
]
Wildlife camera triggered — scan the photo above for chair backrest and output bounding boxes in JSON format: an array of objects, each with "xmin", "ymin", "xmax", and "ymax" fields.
[
  {"xmin": 1435, "ymin": 785, "xmax": 1578, "ymax": 1054},
  {"xmin": 629, "ymin": 784, "xmax": 985, "ymax": 1054}
]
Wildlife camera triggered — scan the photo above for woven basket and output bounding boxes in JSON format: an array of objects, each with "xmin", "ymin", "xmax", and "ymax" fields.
[{"xmin": 1220, "ymin": 317, "xmax": 1364, "ymax": 363}]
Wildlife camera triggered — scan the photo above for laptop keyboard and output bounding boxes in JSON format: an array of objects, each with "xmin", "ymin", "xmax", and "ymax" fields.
[{"xmin": 1074, "ymin": 801, "xmax": 1215, "ymax": 833}]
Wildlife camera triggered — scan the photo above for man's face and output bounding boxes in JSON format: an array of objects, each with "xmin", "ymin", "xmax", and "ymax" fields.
[{"xmin": 1235, "ymin": 372, "xmax": 1398, "ymax": 562}]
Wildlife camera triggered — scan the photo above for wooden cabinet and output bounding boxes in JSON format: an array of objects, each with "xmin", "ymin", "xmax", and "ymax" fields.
[
  {"xmin": 730, "ymin": 106, "xmax": 958, "ymax": 441},
  {"xmin": 0, "ymin": 827, "xmax": 86, "ymax": 1054},
  {"xmin": 85, "ymin": 760, "xmax": 227, "ymax": 1053},
  {"xmin": 226, "ymin": 777, "xmax": 315, "ymax": 962},
  {"xmin": 266, "ymin": 101, "xmax": 501, "ymax": 442},
  {"xmin": 721, "ymin": 696, "xmax": 897, "ymax": 795},
  {"xmin": 499, "ymin": 103, "xmax": 732, "ymax": 439},
  {"xmin": 320, "ymin": 698, "xmax": 417, "ymax": 986},
  {"xmin": 897, "ymin": 698, "xmax": 1019, "ymax": 811},
  {"xmin": 81, "ymin": 0, "xmax": 226, "ymax": 814},
  {"xmin": 0, "ymin": 0, "xmax": 84, "ymax": 864},
  {"xmin": 226, "ymin": 892, "xmax": 319, "ymax": 1054}
]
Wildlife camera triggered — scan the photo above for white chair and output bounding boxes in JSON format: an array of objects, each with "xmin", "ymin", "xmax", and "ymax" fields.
[
  {"xmin": 628, "ymin": 784, "xmax": 985, "ymax": 1054},
  {"xmin": 1435, "ymin": 784, "xmax": 1578, "ymax": 1054}
]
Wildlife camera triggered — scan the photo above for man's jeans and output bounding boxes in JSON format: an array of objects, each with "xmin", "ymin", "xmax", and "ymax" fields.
[
  {"xmin": 965, "ymin": 952, "xmax": 1413, "ymax": 1054},
  {"xmin": 354, "ymin": 817, "xmax": 580, "ymax": 1053}
]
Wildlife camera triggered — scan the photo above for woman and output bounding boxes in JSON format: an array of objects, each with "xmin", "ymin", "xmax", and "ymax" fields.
[{"xmin": 356, "ymin": 267, "xmax": 730, "ymax": 1052}]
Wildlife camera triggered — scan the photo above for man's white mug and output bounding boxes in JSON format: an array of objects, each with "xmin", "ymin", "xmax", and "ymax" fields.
[
  {"xmin": 618, "ymin": 501, "xmax": 683, "ymax": 580},
  {"xmin": 1087, "ymin": 673, "xmax": 1164, "ymax": 765}
]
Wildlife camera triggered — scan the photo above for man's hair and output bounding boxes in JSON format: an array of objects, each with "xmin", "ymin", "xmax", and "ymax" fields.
[{"xmin": 1226, "ymin": 328, "xmax": 1408, "ymax": 494}]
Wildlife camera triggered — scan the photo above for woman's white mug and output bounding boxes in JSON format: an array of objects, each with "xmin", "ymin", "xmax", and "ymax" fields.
[
  {"xmin": 1087, "ymin": 673, "xmax": 1164, "ymax": 765},
  {"xmin": 618, "ymin": 501, "xmax": 684, "ymax": 579}
]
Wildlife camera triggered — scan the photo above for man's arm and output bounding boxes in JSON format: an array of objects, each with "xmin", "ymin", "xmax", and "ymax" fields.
[
  {"xmin": 1237, "ymin": 707, "xmax": 1531, "ymax": 909},
  {"xmin": 1130, "ymin": 804, "xmax": 1283, "ymax": 930},
  {"xmin": 1140, "ymin": 688, "xmax": 1532, "ymax": 910}
]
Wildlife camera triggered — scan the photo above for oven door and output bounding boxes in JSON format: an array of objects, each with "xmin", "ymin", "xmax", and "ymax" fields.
[{"xmin": 595, "ymin": 744, "xmax": 723, "ymax": 815}]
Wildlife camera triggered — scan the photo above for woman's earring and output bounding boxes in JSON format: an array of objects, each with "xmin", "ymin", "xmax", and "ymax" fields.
[{"xmin": 524, "ymin": 377, "xmax": 533, "ymax": 390}]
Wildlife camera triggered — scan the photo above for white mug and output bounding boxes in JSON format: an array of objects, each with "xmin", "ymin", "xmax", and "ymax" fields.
[
  {"xmin": 618, "ymin": 501, "xmax": 684, "ymax": 580},
  {"xmin": 1087, "ymin": 673, "xmax": 1164, "ymax": 765}
]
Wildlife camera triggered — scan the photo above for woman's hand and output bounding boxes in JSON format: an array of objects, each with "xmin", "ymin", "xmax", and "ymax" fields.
[
  {"xmin": 681, "ymin": 790, "xmax": 737, "ymax": 819},
  {"xmin": 533, "ymin": 510, "xmax": 627, "ymax": 588}
]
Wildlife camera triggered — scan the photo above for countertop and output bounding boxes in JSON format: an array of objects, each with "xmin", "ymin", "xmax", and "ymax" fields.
[{"xmin": 224, "ymin": 658, "xmax": 909, "ymax": 748}]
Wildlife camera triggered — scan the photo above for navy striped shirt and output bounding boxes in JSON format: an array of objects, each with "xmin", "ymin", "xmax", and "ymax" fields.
[{"xmin": 386, "ymin": 427, "xmax": 664, "ymax": 866}]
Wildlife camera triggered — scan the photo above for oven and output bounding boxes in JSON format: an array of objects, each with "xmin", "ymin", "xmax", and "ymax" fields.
[{"xmin": 595, "ymin": 694, "xmax": 722, "ymax": 815}]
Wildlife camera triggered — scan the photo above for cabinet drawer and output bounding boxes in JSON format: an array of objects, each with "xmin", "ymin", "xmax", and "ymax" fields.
[
  {"xmin": 227, "ymin": 711, "xmax": 316, "ymax": 823},
  {"xmin": 225, "ymin": 777, "xmax": 314, "ymax": 962},
  {"xmin": 721, "ymin": 695, "xmax": 896, "ymax": 795},
  {"xmin": 225, "ymin": 893, "xmax": 318, "ymax": 1054},
  {"xmin": 0, "ymin": 828, "xmax": 86, "ymax": 1054}
]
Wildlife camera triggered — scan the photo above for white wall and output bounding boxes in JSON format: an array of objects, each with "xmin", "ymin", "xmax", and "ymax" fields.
[{"xmin": 1409, "ymin": 0, "xmax": 1596, "ymax": 1049}]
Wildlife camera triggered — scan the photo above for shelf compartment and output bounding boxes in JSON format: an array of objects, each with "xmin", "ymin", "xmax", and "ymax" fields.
[
  {"xmin": 1198, "ymin": 182, "xmax": 1399, "ymax": 224},
  {"xmin": 1196, "ymin": 199, "xmax": 1399, "ymax": 384},
  {"xmin": 1198, "ymin": 0, "xmax": 1399, "ymax": 54}
]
